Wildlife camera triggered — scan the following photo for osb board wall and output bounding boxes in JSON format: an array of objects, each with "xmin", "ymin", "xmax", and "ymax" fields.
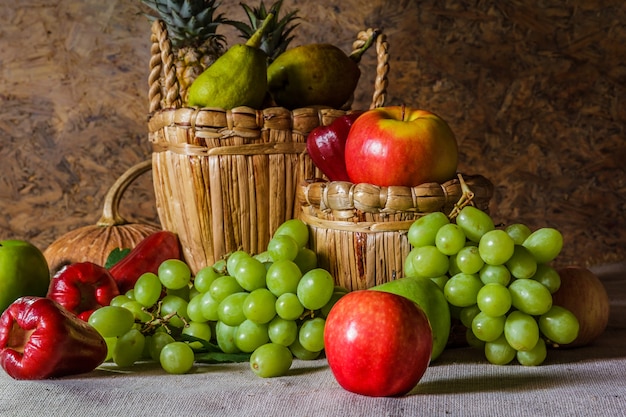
[{"xmin": 1, "ymin": 0, "xmax": 624, "ymax": 268}]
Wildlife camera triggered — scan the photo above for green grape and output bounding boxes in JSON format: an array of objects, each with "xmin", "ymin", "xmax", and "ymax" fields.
[
  {"xmin": 410, "ymin": 245, "xmax": 450, "ymax": 278},
  {"xmin": 297, "ymin": 268, "xmax": 335, "ymax": 311},
  {"xmin": 506, "ymin": 245, "xmax": 537, "ymax": 279},
  {"xmin": 217, "ymin": 292, "xmax": 249, "ymax": 326},
  {"xmin": 403, "ymin": 248, "xmax": 419, "ymax": 277},
  {"xmin": 232, "ymin": 256, "xmax": 267, "ymax": 292},
  {"xmin": 268, "ymin": 316, "xmax": 298, "ymax": 346},
  {"xmin": 273, "ymin": 218, "xmax": 309, "ymax": 248},
  {"xmin": 182, "ymin": 321, "xmax": 212, "ymax": 350},
  {"xmin": 471, "ymin": 311, "xmax": 505, "ymax": 342},
  {"xmin": 479, "ymin": 264, "xmax": 511, "ymax": 286},
  {"xmin": 298, "ymin": 317, "xmax": 326, "ymax": 352},
  {"xmin": 160, "ymin": 341, "xmax": 195, "ymax": 374},
  {"xmin": 267, "ymin": 234, "xmax": 300, "ymax": 262},
  {"xmin": 466, "ymin": 328, "xmax": 486, "ymax": 350},
  {"xmin": 226, "ymin": 250, "xmax": 251, "ymax": 276},
  {"xmin": 243, "ymin": 288, "xmax": 277, "ymax": 324},
  {"xmin": 504, "ymin": 310, "xmax": 540, "ymax": 351},
  {"xmin": 532, "ymin": 264, "xmax": 561, "ymax": 294},
  {"xmin": 508, "ymin": 278, "xmax": 552, "ymax": 316},
  {"xmin": 103, "ymin": 336, "xmax": 117, "ymax": 362},
  {"xmin": 88, "ymin": 305, "xmax": 135, "ymax": 338},
  {"xmin": 188, "ymin": 286, "xmax": 200, "ymax": 301},
  {"xmin": 505, "ymin": 223, "xmax": 532, "ymax": 245},
  {"xmin": 193, "ymin": 266, "xmax": 222, "ymax": 293},
  {"xmin": 516, "ymin": 337, "xmax": 547, "ymax": 366},
  {"xmin": 209, "ymin": 275, "xmax": 245, "ymax": 303},
  {"xmin": 522, "ymin": 227, "xmax": 563, "ymax": 264},
  {"xmin": 148, "ymin": 331, "xmax": 175, "ymax": 362},
  {"xmin": 319, "ymin": 291, "xmax": 346, "ymax": 318},
  {"xmin": 484, "ymin": 334, "xmax": 516, "ymax": 365},
  {"xmin": 435, "ymin": 223, "xmax": 466, "ymax": 255},
  {"xmin": 407, "ymin": 212, "xmax": 450, "ymax": 247},
  {"xmin": 266, "ymin": 260, "xmax": 302, "ymax": 297},
  {"xmin": 187, "ymin": 293, "xmax": 208, "ymax": 323},
  {"xmin": 289, "ymin": 337, "xmax": 321, "ymax": 360},
  {"xmin": 447, "ymin": 253, "xmax": 461, "ymax": 276},
  {"xmin": 160, "ymin": 294, "xmax": 190, "ymax": 328},
  {"xmin": 134, "ymin": 272, "xmax": 163, "ymax": 307},
  {"xmin": 478, "ymin": 229, "xmax": 515, "ymax": 266},
  {"xmin": 125, "ymin": 289, "xmax": 135, "ymax": 300},
  {"xmin": 121, "ymin": 300, "xmax": 152, "ymax": 323},
  {"xmin": 293, "ymin": 247, "xmax": 318, "ymax": 274},
  {"xmin": 275, "ymin": 292, "xmax": 305, "ymax": 320},
  {"xmin": 215, "ymin": 321, "xmax": 240, "ymax": 354},
  {"xmin": 429, "ymin": 275, "xmax": 449, "ymax": 291},
  {"xmin": 455, "ymin": 206, "xmax": 495, "ymax": 242},
  {"xmin": 200, "ymin": 291, "xmax": 220, "ymax": 321},
  {"xmin": 444, "ymin": 273, "xmax": 483, "ymax": 307},
  {"xmin": 476, "ymin": 283, "xmax": 511, "ymax": 317},
  {"xmin": 167, "ymin": 285, "xmax": 190, "ymax": 301},
  {"xmin": 538, "ymin": 305, "xmax": 579, "ymax": 345},
  {"xmin": 459, "ymin": 304, "xmax": 481, "ymax": 329},
  {"xmin": 250, "ymin": 343, "xmax": 293, "ymax": 378},
  {"xmin": 235, "ymin": 320, "xmax": 269, "ymax": 353},
  {"xmin": 109, "ymin": 294, "xmax": 132, "ymax": 307},
  {"xmin": 158, "ymin": 259, "xmax": 192, "ymax": 290},
  {"xmin": 456, "ymin": 245, "xmax": 484, "ymax": 274},
  {"xmin": 113, "ymin": 328, "xmax": 145, "ymax": 368}
]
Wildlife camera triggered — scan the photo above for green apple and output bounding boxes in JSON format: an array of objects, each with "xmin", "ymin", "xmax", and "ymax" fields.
[
  {"xmin": 0, "ymin": 240, "xmax": 50, "ymax": 312},
  {"xmin": 371, "ymin": 276, "xmax": 451, "ymax": 360}
]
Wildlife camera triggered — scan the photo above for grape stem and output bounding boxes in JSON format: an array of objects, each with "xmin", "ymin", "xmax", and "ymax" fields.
[
  {"xmin": 448, "ymin": 173, "xmax": 476, "ymax": 220},
  {"xmin": 138, "ymin": 302, "xmax": 188, "ymax": 336}
]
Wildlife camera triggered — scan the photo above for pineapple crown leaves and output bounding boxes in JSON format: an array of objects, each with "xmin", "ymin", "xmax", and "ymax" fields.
[
  {"xmin": 229, "ymin": 0, "xmax": 300, "ymax": 63},
  {"xmin": 141, "ymin": 0, "xmax": 231, "ymax": 50}
]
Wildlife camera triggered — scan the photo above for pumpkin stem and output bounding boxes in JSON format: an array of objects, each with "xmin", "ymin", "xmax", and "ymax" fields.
[{"xmin": 97, "ymin": 160, "xmax": 153, "ymax": 227}]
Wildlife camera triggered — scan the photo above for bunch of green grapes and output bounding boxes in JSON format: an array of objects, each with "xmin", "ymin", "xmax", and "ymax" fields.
[
  {"xmin": 405, "ymin": 206, "xmax": 579, "ymax": 366},
  {"xmin": 89, "ymin": 219, "xmax": 345, "ymax": 377}
]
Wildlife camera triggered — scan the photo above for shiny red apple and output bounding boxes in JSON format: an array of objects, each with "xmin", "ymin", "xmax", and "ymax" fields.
[
  {"xmin": 324, "ymin": 290, "xmax": 432, "ymax": 397},
  {"xmin": 344, "ymin": 105, "xmax": 458, "ymax": 187}
]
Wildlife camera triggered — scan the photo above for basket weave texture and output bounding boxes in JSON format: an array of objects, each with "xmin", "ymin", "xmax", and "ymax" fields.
[
  {"xmin": 297, "ymin": 175, "xmax": 494, "ymax": 291},
  {"xmin": 147, "ymin": 20, "xmax": 389, "ymax": 274}
]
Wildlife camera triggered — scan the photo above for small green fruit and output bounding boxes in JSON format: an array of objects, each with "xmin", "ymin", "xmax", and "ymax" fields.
[{"xmin": 0, "ymin": 240, "xmax": 50, "ymax": 312}]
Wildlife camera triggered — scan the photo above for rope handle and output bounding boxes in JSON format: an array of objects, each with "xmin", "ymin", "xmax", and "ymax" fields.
[{"xmin": 148, "ymin": 20, "xmax": 389, "ymax": 113}]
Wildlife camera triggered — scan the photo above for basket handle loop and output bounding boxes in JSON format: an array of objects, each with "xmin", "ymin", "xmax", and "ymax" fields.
[
  {"xmin": 351, "ymin": 28, "xmax": 389, "ymax": 109},
  {"xmin": 149, "ymin": 19, "xmax": 182, "ymax": 113}
]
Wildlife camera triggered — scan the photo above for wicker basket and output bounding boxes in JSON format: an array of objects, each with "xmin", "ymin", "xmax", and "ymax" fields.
[
  {"xmin": 297, "ymin": 175, "xmax": 494, "ymax": 291},
  {"xmin": 147, "ymin": 20, "xmax": 389, "ymax": 274}
]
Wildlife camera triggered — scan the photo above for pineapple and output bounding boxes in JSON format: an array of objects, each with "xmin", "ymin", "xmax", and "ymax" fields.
[
  {"xmin": 141, "ymin": 0, "xmax": 230, "ymax": 100},
  {"xmin": 229, "ymin": 0, "xmax": 299, "ymax": 63}
]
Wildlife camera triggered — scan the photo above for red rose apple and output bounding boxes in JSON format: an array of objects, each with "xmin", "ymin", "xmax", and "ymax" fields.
[
  {"xmin": 344, "ymin": 105, "xmax": 458, "ymax": 187},
  {"xmin": 324, "ymin": 290, "xmax": 432, "ymax": 397}
]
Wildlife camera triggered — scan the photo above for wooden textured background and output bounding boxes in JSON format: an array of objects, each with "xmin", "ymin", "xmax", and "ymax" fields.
[{"xmin": 1, "ymin": 0, "xmax": 624, "ymax": 267}]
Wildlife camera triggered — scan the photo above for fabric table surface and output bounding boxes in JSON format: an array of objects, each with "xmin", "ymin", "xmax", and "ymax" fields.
[{"xmin": 1, "ymin": 262, "xmax": 624, "ymax": 417}]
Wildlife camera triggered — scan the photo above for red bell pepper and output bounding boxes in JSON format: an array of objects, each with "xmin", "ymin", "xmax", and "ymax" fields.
[
  {"xmin": 109, "ymin": 230, "xmax": 181, "ymax": 294},
  {"xmin": 46, "ymin": 262, "xmax": 120, "ymax": 321},
  {"xmin": 0, "ymin": 296, "xmax": 107, "ymax": 379},
  {"xmin": 306, "ymin": 111, "xmax": 364, "ymax": 181}
]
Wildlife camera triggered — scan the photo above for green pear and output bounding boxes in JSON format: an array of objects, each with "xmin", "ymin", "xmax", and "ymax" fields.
[
  {"xmin": 187, "ymin": 14, "xmax": 274, "ymax": 109},
  {"xmin": 0, "ymin": 240, "xmax": 50, "ymax": 312},
  {"xmin": 371, "ymin": 276, "xmax": 451, "ymax": 361},
  {"xmin": 267, "ymin": 31, "xmax": 379, "ymax": 109}
]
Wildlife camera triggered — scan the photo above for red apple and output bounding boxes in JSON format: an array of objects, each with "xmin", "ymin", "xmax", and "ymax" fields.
[
  {"xmin": 344, "ymin": 105, "xmax": 458, "ymax": 187},
  {"xmin": 324, "ymin": 290, "xmax": 432, "ymax": 397}
]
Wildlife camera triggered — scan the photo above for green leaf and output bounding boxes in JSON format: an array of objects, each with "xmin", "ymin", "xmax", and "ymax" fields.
[
  {"xmin": 194, "ymin": 351, "xmax": 251, "ymax": 364},
  {"xmin": 104, "ymin": 247, "xmax": 131, "ymax": 269}
]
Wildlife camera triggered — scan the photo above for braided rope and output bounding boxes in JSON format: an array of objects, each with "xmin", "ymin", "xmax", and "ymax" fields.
[{"xmin": 148, "ymin": 21, "xmax": 163, "ymax": 114}]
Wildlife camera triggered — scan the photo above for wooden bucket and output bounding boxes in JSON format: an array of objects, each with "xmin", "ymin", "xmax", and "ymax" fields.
[
  {"xmin": 297, "ymin": 175, "xmax": 494, "ymax": 291},
  {"xmin": 147, "ymin": 21, "xmax": 389, "ymax": 274}
]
